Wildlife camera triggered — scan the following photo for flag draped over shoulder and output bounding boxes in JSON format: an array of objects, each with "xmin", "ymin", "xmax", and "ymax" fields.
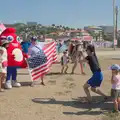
[{"xmin": 27, "ymin": 42, "xmax": 57, "ymax": 81}]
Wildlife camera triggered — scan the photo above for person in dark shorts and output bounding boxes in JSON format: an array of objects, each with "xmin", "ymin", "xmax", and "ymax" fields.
[
  {"xmin": 110, "ymin": 64, "xmax": 120, "ymax": 112},
  {"xmin": 83, "ymin": 45, "xmax": 107, "ymax": 102}
]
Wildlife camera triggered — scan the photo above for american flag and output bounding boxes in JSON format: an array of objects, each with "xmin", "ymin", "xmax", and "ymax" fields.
[{"xmin": 27, "ymin": 42, "xmax": 57, "ymax": 81}]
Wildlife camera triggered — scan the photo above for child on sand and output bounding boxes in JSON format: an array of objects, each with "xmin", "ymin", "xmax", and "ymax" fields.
[
  {"xmin": 0, "ymin": 41, "xmax": 9, "ymax": 92},
  {"xmin": 110, "ymin": 64, "xmax": 120, "ymax": 113},
  {"xmin": 83, "ymin": 45, "xmax": 107, "ymax": 103},
  {"xmin": 61, "ymin": 51, "xmax": 69, "ymax": 74}
]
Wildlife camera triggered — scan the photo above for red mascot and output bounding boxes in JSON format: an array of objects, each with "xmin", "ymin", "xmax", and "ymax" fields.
[{"xmin": 0, "ymin": 28, "xmax": 27, "ymax": 89}]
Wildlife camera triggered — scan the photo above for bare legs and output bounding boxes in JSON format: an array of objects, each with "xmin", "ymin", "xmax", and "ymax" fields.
[
  {"xmin": 0, "ymin": 73, "xmax": 5, "ymax": 92},
  {"xmin": 80, "ymin": 62, "xmax": 85, "ymax": 75},
  {"xmin": 61, "ymin": 65, "xmax": 68, "ymax": 74},
  {"xmin": 72, "ymin": 61, "xmax": 85, "ymax": 74},
  {"xmin": 113, "ymin": 98, "xmax": 120, "ymax": 112},
  {"xmin": 71, "ymin": 61, "xmax": 77, "ymax": 74},
  {"xmin": 41, "ymin": 75, "xmax": 45, "ymax": 85},
  {"xmin": 31, "ymin": 75, "xmax": 45, "ymax": 87},
  {"xmin": 83, "ymin": 82, "xmax": 107, "ymax": 102},
  {"xmin": 83, "ymin": 83, "xmax": 92, "ymax": 101}
]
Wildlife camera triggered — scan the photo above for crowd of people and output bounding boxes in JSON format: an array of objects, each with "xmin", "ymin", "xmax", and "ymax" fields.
[
  {"xmin": 0, "ymin": 34, "xmax": 120, "ymax": 113},
  {"xmin": 60, "ymin": 40, "xmax": 89, "ymax": 74},
  {"xmin": 60, "ymin": 40, "xmax": 120, "ymax": 113}
]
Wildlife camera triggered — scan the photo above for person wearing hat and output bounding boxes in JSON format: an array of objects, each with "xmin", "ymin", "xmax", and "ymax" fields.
[
  {"xmin": 110, "ymin": 64, "xmax": 120, "ymax": 112},
  {"xmin": 0, "ymin": 40, "xmax": 9, "ymax": 92},
  {"xmin": 28, "ymin": 36, "xmax": 46, "ymax": 86}
]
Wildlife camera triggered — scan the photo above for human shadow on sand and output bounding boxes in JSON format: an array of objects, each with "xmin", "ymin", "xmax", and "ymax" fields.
[
  {"xmin": 32, "ymin": 96, "xmax": 113, "ymax": 116},
  {"xmin": 46, "ymin": 72, "xmax": 83, "ymax": 76},
  {"xmin": 17, "ymin": 73, "xmax": 29, "ymax": 75},
  {"xmin": 63, "ymin": 111, "xmax": 103, "ymax": 116},
  {"xmin": 46, "ymin": 72, "xmax": 61, "ymax": 76},
  {"xmin": 20, "ymin": 82, "xmax": 32, "ymax": 86}
]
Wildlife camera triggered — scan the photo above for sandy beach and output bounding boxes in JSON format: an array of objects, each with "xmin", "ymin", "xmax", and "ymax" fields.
[{"xmin": 0, "ymin": 49, "xmax": 120, "ymax": 120}]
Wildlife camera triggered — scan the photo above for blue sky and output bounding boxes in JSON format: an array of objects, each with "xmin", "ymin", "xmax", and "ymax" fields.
[{"xmin": 0, "ymin": 0, "xmax": 120, "ymax": 28}]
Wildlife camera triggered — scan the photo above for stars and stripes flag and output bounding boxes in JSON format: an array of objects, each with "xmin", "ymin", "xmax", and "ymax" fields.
[{"xmin": 27, "ymin": 42, "xmax": 57, "ymax": 81}]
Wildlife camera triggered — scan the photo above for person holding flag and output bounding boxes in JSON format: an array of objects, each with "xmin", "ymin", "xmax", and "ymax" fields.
[
  {"xmin": 28, "ymin": 37, "xmax": 47, "ymax": 86},
  {"xmin": 27, "ymin": 36, "xmax": 57, "ymax": 86}
]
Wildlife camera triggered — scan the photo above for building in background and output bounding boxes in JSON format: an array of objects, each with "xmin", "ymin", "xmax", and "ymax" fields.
[
  {"xmin": 84, "ymin": 26, "xmax": 103, "ymax": 41},
  {"xmin": 99, "ymin": 26, "xmax": 114, "ymax": 35},
  {"xmin": 99, "ymin": 26, "xmax": 114, "ymax": 42},
  {"xmin": 65, "ymin": 29, "xmax": 92, "ymax": 42}
]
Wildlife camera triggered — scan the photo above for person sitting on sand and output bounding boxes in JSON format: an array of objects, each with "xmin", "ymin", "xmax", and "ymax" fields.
[
  {"xmin": 110, "ymin": 64, "xmax": 120, "ymax": 113},
  {"xmin": 61, "ymin": 51, "xmax": 69, "ymax": 74}
]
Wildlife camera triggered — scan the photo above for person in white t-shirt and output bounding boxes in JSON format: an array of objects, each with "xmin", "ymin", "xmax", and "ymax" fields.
[
  {"xmin": 61, "ymin": 51, "xmax": 69, "ymax": 74},
  {"xmin": 28, "ymin": 37, "xmax": 46, "ymax": 86},
  {"xmin": 0, "ymin": 40, "xmax": 9, "ymax": 92},
  {"xmin": 110, "ymin": 64, "xmax": 120, "ymax": 112}
]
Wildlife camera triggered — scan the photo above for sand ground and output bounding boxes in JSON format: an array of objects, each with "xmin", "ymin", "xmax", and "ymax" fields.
[{"xmin": 0, "ymin": 49, "xmax": 120, "ymax": 120}]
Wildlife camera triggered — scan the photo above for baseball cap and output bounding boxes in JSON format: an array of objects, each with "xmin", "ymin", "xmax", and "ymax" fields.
[
  {"xmin": 109, "ymin": 64, "xmax": 120, "ymax": 71},
  {"xmin": 31, "ymin": 36, "xmax": 37, "ymax": 41}
]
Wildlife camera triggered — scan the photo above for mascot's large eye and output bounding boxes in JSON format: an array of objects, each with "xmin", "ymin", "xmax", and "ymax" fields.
[
  {"xmin": 7, "ymin": 36, "xmax": 14, "ymax": 42},
  {"xmin": 17, "ymin": 36, "xmax": 22, "ymax": 43},
  {"xmin": 17, "ymin": 36, "xmax": 20, "ymax": 41}
]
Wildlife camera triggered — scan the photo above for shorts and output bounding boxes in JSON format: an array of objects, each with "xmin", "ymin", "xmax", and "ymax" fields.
[
  {"xmin": 87, "ymin": 71, "xmax": 103, "ymax": 88},
  {"xmin": 111, "ymin": 89, "xmax": 120, "ymax": 99},
  {"xmin": 61, "ymin": 64, "xmax": 68, "ymax": 67}
]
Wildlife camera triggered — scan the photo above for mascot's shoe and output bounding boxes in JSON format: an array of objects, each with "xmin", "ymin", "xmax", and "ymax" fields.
[
  {"xmin": 5, "ymin": 81, "xmax": 12, "ymax": 89},
  {"xmin": 12, "ymin": 81, "xmax": 21, "ymax": 87}
]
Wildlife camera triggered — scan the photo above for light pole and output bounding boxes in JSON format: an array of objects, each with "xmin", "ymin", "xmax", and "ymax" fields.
[
  {"xmin": 113, "ymin": 0, "xmax": 116, "ymax": 50},
  {"xmin": 116, "ymin": 6, "xmax": 118, "ymax": 44}
]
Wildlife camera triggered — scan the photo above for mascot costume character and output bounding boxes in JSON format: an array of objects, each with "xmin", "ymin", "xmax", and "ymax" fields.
[{"xmin": 0, "ymin": 28, "xmax": 27, "ymax": 89}]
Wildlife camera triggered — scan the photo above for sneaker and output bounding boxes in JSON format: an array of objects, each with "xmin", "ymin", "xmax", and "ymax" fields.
[
  {"xmin": 12, "ymin": 81, "xmax": 21, "ymax": 87},
  {"xmin": 5, "ymin": 81, "xmax": 12, "ymax": 89}
]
